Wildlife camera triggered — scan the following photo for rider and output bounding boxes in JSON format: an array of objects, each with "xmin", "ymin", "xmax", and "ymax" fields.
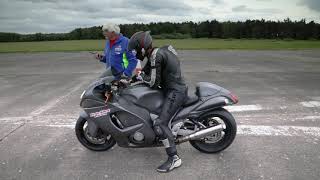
[
  {"xmin": 94, "ymin": 23, "xmax": 137, "ymax": 80},
  {"xmin": 128, "ymin": 31, "xmax": 187, "ymax": 173}
]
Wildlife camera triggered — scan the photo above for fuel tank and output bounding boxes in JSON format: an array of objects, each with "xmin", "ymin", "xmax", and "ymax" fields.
[{"xmin": 120, "ymin": 84, "xmax": 164, "ymax": 114}]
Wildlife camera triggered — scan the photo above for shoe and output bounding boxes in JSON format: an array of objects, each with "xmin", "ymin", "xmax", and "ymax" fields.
[{"xmin": 156, "ymin": 155, "xmax": 182, "ymax": 173}]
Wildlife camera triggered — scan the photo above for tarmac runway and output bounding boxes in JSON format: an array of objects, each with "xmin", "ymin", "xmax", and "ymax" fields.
[{"xmin": 0, "ymin": 50, "xmax": 319, "ymax": 180}]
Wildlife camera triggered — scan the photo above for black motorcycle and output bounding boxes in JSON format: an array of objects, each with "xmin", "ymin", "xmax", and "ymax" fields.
[{"xmin": 75, "ymin": 77, "xmax": 238, "ymax": 153}]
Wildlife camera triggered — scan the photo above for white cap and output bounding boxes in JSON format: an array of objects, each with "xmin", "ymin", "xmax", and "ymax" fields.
[{"xmin": 102, "ymin": 23, "xmax": 120, "ymax": 34}]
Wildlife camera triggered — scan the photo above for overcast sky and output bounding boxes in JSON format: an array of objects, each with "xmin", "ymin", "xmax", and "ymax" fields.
[{"xmin": 0, "ymin": 0, "xmax": 319, "ymax": 34}]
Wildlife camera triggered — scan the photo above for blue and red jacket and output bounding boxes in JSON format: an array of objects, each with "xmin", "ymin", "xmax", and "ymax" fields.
[{"xmin": 100, "ymin": 34, "xmax": 137, "ymax": 79}]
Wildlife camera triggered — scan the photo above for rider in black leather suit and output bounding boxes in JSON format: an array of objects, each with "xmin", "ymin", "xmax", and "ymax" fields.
[{"xmin": 128, "ymin": 31, "xmax": 187, "ymax": 173}]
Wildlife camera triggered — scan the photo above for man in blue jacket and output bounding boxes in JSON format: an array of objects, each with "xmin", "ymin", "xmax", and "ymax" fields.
[{"xmin": 95, "ymin": 23, "xmax": 137, "ymax": 80}]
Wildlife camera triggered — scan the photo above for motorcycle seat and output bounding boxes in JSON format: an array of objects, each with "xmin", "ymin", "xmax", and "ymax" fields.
[
  {"xmin": 182, "ymin": 95, "xmax": 199, "ymax": 107},
  {"xmin": 195, "ymin": 82, "xmax": 221, "ymax": 97}
]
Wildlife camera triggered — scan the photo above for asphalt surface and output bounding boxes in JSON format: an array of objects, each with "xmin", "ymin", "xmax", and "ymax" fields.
[{"xmin": 0, "ymin": 50, "xmax": 320, "ymax": 180}]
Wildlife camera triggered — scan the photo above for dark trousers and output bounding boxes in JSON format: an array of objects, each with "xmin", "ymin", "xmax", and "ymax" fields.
[{"xmin": 155, "ymin": 88, "xmax": 187, "ymax": 156}]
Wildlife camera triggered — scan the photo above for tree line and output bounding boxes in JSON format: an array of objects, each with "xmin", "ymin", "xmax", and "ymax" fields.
[{"xmin": 1, "ymin": 18, "xmax": 319, "ymax": 42}]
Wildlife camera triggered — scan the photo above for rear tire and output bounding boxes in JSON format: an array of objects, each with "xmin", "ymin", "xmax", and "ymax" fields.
[
  {"xmin": 189, "ymin": 108, "xmax": 237, "ymax": 153},
  {"xmin": 75, "ymin": 117, "xmax": 116, "ymax": 151}
]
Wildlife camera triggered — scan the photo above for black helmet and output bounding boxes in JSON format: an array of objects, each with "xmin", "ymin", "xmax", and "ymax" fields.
[{"xmin": 128, "ymin": 31, "xmax": 152, "ymax": 60}]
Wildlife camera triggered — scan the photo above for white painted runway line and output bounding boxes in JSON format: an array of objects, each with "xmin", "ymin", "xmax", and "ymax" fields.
[
  {"xmin": 40, "ymin": 124, "xmax": 75, "ymax": 128},
  {"xmin": 1, "ymin": 98, "xmax": 320, "ymax": 139},
  {"xmin": 33, "ymin": 124, "xmax": 320, "ymax": 138},
  {"xmin": 1, "ymin": 114, "xmax": 320, "ymax": 137},
  {"xmin": 0, "ymin": 116, "xmax": 33, "ymax": 122},
  {"xmin": 296, "ymin": 116, "xmax": 320, "ymax": 120},
  {"xmin": 225, "ymin": 105, "xmax": 263, "ymax": 112},
  {"xmin": 300, "ymin": 101, "xmax": 320, "ymax": 108},
  {"xmin": 238, "ymin": 125, "xmax": 320, "ymax": 137}
]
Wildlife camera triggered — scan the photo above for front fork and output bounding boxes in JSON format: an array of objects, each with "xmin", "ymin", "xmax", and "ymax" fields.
[{"xmin": 79, "ymin": 110, "xmax": 98, "ymax": 137}]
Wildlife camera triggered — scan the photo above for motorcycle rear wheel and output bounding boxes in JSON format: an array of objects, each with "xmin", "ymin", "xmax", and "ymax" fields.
[{"xmin": 189, "ymin": 108, "xmax": 237, "ymax": 153}]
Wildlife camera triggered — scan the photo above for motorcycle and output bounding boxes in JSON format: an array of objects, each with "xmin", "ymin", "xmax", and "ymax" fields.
[{"xmin": 75, "ymin": 76, "xmax": 238, "ymax": 153}]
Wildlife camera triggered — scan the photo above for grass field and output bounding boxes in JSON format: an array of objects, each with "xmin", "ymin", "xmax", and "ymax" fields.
[{"xmin": 1, "ymin": 39, "xmax": 320, "ymax": 53}]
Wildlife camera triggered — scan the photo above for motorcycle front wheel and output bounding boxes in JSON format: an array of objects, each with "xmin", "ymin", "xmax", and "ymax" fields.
[{"xmin": 75, "ymin": 117, "xmax": 116, "ymax": 151}]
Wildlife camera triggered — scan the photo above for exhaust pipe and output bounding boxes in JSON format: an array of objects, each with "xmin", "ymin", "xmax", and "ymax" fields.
[{"xmin": 176, "ymin": 124, "xmax": 224, "ymax": 143}]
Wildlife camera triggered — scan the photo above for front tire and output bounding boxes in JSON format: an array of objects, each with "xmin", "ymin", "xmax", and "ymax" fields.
[
  {"xmin": 75, "ymin": 117, "xmax": 116, "ymax": 151},
  {"xmin": 189, "ymin": 108, "xmax": 237, "ymax": 153}
]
